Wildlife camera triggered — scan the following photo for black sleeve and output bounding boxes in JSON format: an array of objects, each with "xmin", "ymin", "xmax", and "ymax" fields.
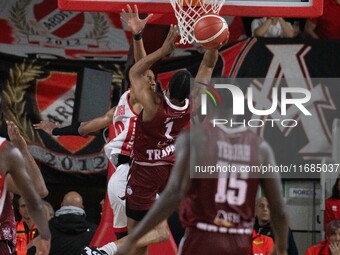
[{"xmin": 52, "ymin": 122, "xmax": 81, "ymax": 136}]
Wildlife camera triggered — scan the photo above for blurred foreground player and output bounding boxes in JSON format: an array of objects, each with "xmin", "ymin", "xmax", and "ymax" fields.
[{"xmin": 0, "ymin": 123, "xmax": 50, "ymax": 254}]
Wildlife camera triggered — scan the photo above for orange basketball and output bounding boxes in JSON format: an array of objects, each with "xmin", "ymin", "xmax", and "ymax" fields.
[{"xmin": 193, "ymin": 14, "xmax": 229, "ymax": 49}]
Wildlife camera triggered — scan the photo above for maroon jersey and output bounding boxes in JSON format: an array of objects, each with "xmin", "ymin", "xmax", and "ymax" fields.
[
  {"xmin": 132, "ymin": 92, "xmax": 190, "ymax": 165},
  {"xmin": 180, "ymin": 124, "xmax": 260, "ymax": 236},
  {"xmin": 0, "ymin": 193, "xmax": 16, "ymax": 245},
  {"xmin": 0, "ymin": 138, "xmax": 16, "ymax": 246}
]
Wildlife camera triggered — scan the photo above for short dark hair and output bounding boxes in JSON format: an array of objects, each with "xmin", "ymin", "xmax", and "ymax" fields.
[{"xmin": 168, "ymin": 70, "xmax": 192, "ymax": 102}]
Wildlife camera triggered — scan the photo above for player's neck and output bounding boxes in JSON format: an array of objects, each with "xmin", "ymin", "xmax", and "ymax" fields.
[{"xmin": 128, "ymin": 91, "xmax": 138, "ymax": 105}]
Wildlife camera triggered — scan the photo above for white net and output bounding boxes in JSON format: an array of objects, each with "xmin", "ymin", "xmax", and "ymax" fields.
[{"xmin": 170, "ymin": 0, "xmax": 225, "ymax": 44}]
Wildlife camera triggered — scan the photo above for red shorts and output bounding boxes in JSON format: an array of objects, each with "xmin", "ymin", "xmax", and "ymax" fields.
[
  {"xmin": 178, "ymin": 227, "xmax": 252, "ymax": 255},
  {"xmin": 126, "ymin": 162, "xmax": 171, "ymax": 212}
]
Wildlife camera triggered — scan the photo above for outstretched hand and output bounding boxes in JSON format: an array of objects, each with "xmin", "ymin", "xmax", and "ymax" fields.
[
  {"xmin": 121, "ymin": 4, "xmax": 153, "ymax": 35},
  {"xmin": 33, "ymin": 120, "xmax": 59, "ymax": 135},
  {"xmin": 7, "ymin": 121, "xmax": 28, "ymax": 151},
  {"xmin": 161, "ymin": 25, "xmax": 179, "ymax": 56}
]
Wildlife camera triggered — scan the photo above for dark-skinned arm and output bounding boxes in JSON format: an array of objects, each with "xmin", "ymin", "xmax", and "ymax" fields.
[
  {"xmin": 7, "ymin": 121, "xmax": 48, "ymax": 197},
  {"xmin": 129, "ymin": 25, "xmax": 178, "ymax": 116},
  {"xmin": 34, "ymin": 107, "xmax": 115, "ymax": 136},
  {"xmin": 1, "ymin": 143, "xmax": 50, "ymax": 255}
]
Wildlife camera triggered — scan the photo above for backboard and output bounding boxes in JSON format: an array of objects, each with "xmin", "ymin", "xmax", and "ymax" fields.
[{"xmin": 59, "ymin": 0, "xmax": 323, "ymax": 17}]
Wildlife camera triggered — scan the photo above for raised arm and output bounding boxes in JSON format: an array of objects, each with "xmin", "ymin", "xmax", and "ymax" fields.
[
  {"xmin": 34, "ymin": 107, "xmax": 115, "ymax": 136},
  {"xmin": 259, "ymin": 140, "xmax": 288, "ymax": 255},
  {"xmin": 121, "ymin": 4, "xmax": 153, "ymax": 62},
  {"xmin": 116, "ymin": 130, "xmax": 191, "ymax": 255},
  {"xmin": 129, "ymin": 25, "xmax": 178, "ymax": 114},
  {"xmin": 7, "ymin": 121, "xmax": 48, "ymax": 197},
  {"xmin": 190, "ymin": 48, "xmax": 219, "ymax": 116},
  {"xmin": 0, "ymin": 143, "xmax": 50, "ymax": 255},
  {"xmin": 195, "ymin": 49, "xmax": 219, "ymax": 84}
]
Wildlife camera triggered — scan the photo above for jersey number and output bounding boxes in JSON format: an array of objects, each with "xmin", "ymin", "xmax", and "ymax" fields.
[
  {"xmin": 214, "ymin": 164, "xmax": 249, "ymax": 206},
  {"xmin": 114, "ymin": 121, "xmax": 124, "ymax": 136},
  {"xmin": 164, "ymin": 118, "xmax": 174, "ymax": 140}
]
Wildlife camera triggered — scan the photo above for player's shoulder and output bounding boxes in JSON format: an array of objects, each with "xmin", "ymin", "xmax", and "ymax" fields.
[
  {"xmin": 258, "ymin": 138, "xmax": 271, "ymax": 153},
  {"xmin": 257, "ymin": 136, "xmax": 276, "ymax": 166},
  {"xmin": 1, "ymin": 141, "xmax": 19, "ymax": 158},
  {"xmin": 176, "ymin": 129, "xmax": 191, "ymax": 146}
]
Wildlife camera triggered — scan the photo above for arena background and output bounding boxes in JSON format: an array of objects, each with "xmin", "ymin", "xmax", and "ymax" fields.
[{"xmin": 0, "ymin": 0, "xmax": 340, "ymax": 254}]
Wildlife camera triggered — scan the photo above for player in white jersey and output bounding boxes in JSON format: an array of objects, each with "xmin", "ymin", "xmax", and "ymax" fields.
[
  {"xmin": 104, "ymin": 89, "xmax": 139, "ymax": 230},
  {"xmin": 34, "ymin": 4, "xmax": 156, "ymax": 237},
  {"xmin": 104, "ymin": 89, "xmax": 138, "ymax": 162}
]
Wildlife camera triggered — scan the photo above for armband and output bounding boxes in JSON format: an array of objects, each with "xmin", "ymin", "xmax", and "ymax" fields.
[
  {"xmin": 133, "ymin": 31, "xmax": 143, "ymax": 41},
  {"xmin": 52, "ymin": 122, "xmax": 81, "ymax": 136}
]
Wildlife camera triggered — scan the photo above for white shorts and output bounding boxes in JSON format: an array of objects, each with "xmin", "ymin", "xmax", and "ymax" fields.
[{"xmin": 107, "ymin": 163, "xmax": 129, "ymax": 229}]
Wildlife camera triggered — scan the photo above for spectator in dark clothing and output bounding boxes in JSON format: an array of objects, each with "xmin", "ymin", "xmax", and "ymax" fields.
[
  {"xmin": 254, "ymin": 197, "xmax": 299, "ymax": 255},
  {"xmin": 48, "ymin": 191, "xmax": 97, "ymax": 255}
]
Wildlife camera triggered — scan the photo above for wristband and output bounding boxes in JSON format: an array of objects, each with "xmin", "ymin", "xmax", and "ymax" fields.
[
  {"xmin": 133, "ymin": 31, "xmax": 143, "ymax": 41},
  {"xmin": 52, "ymin": 122, "xmax": 81, "ymax": 136}
]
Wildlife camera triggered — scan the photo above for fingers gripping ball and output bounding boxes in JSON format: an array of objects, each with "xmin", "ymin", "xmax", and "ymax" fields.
[{"xmin": 193, "ymin": 14, "xmax": 229, "ymax": 49}]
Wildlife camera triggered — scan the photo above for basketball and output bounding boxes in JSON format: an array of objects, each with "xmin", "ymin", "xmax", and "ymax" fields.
[{"xmin": 193, "ymin": 14, "xmax": 229, "ymax": 49}]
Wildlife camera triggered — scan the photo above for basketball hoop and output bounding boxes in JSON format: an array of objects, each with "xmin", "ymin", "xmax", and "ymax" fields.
[{"xmin": 170, "ymin": 0, "xmax": 225, "ymax": 44}]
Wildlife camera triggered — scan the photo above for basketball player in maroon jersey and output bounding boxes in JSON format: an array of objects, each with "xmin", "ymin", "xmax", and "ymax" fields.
[
  {"xmin": 115, "ymin": 87, "xmax": 289, "ymax": 255},
  {"xmin": 0, "ymin": 121, "xmax": 50, "ymax": 254},
  {"xmin": 108, "ymin": 25, "xmax": 222, "ymax": 255}
]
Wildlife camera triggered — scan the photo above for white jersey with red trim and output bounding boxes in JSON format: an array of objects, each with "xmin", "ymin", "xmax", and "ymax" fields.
[
  {"xmin": 104, "ymin": 90, "xmax": 138, "ymax": 165},
  {"xmin": 0, "ymin": 137, "xmax": 7, "ymax": 217}
]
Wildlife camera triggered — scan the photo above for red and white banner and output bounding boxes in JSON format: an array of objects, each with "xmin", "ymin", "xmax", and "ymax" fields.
[{"xmin": 0, "ymin": 0, "xmax": 245, "ymax": 60}]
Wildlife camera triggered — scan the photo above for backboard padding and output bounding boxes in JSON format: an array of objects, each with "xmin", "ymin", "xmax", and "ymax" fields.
[{"xmin": 59, "ymin": 0, "xmax": 323, "ymax": 17}]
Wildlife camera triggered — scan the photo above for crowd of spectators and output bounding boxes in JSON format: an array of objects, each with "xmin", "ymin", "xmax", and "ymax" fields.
[{"xmin": 241, "ymin": 0, "xmax": 340, "ymax": 40}]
